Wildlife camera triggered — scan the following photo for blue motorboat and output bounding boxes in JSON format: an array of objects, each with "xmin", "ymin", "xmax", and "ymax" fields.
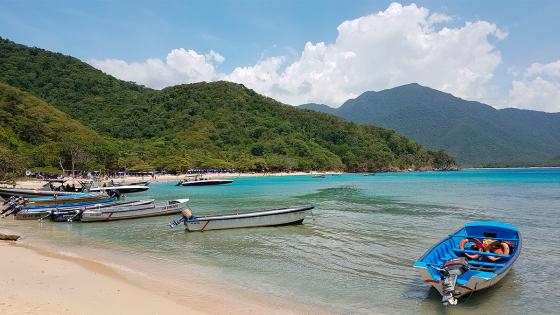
[{"xmin": 413, "ymin": 221, "xmax": 521, "ymax": 306}]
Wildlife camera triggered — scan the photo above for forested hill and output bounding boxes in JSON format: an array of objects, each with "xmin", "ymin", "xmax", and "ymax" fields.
[
  {"xmin": 0, "ymin": 38, "xmax": 455, "ymax": 173},
  {"xmin": 0, "ymin": 82, "xmax": 116, "ymax": 178},
  {"xmin": 298, "ymin": 83, "xmax": 560, "ymax": 164}
]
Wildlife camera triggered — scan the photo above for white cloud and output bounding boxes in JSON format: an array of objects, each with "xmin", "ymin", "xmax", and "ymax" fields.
[
  {"xmin": 89, "ymin": 2, "xmax": 507, "ymax": 106},
  {"xmin": 89, "ymin": 48, "xmax": 222, "ymax": 89},
  {"xmin": 506, "ymin": 60, "xmax": 560, "ymax": 112}
]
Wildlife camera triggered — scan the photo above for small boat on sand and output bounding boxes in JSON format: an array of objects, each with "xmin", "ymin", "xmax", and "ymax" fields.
[
  {"xmin": 80, "ymin": 199, "xmax": 189, "ymax": 222},
  {"xmin": 413, "ymin": 221, "xmax": 521, "ymax": 306},
  {"xmin": 177, "ymin": 175, "xmax": 233, "ymax": 186},
  {"xmin": 171, "ymin": 204, "xmax": 314, "ymax": 232}
]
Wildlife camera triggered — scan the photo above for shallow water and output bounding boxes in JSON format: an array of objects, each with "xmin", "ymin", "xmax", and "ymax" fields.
[{"xmin": 3, "ymin": 168, "xmax": 560, "ymax": 314}]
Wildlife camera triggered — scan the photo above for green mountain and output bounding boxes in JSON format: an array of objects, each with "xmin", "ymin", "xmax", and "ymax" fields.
[
  {"xmin": 299, "ymin": 83, "xmax": 560, "ymax": 164},
  {"xmin": 0, "ymin": 82, "xmax": 118, "ymax": 178},
  {"xmin": 0, "ymin": 38, "xmax": 455, "ymax": 173},
  {"xmin": 299, "ymin": 103, "xmax": 338, "ymax": 115}
]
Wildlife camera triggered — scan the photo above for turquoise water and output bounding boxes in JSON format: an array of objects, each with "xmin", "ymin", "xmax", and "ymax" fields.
[{"xmin": 6, "ymin": 169, "xmax": 560, "ymax": 314}]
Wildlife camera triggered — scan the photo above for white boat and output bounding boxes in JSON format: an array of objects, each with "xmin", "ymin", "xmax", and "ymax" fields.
[
  {"xmin": 177, "ymin": 175, "xmax": 233, "ymax": 186},
  {"xmin": 50, "ymin": 199, "xmax": 156, "ymax": 222},
  {"xmin": 89, "ymin": 185, "xmax": 150, "ymax": 194},
  {"xmin": 172, "ymin": 204, "xmax": 314, "ymax": 232},
  {"xmin": 81, "ymin": 199, "xmax": 189, "ymax": 222}
]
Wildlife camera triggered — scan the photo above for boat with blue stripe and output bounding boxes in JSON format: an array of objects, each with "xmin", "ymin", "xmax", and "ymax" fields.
[{"xmin": 413, "ymin": 221, "xmax": 521, "ymax": 306}]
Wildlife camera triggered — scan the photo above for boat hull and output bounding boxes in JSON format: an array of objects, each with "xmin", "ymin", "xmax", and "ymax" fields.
[
  {"xmin": 0, "ymin": 188, "xmax": 79, "ymax": 199},
  {"xmin": 179, "ymin": 180, "xmax": 233, "ymax": 186},
  {"xmin": 89, "ymin": 185, "xmax": 150, "ymax": 194},
  {"xmin": 81, "ymin": 199, "xmax": 188, "ymax": 222},
  {"xmin": 50, "ymin": 199, "xmax": 155, "ymax": 222},
  {"xmin": 416, "ymin": 260, "xmax": 513, "ymax": 297},
  {"xmin": 184, "ymin": 205, "xmax": 313, "ymax": 231},
  {"xmin": 15, "ymin": 210, "xmax": 50, "ymax": 220}
]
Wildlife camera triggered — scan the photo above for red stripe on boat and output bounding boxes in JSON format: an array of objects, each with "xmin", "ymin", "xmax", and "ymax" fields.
[
  {"xmin": 425, "ymin": 280, "xmax": 440, "ymax": 284},
  {"xmin": 457, "ymin": 284, "xmax": 474, "ymax": 291}
]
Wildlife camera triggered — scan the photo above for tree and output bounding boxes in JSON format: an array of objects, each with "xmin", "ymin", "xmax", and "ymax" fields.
[{"xmin": 0, "ymin": 147, "xmax": 25, "ymax": 185}]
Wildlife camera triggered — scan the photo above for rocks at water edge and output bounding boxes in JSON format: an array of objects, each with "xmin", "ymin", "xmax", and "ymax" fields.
[{"xmin": 0, "ymin": 233, "xmax": 20, "ymax": 241}]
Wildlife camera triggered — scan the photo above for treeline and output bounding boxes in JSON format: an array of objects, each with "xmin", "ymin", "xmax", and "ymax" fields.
[{"xmin": 0, "ymin": 37, "xmax": 456, "ymax": 179}]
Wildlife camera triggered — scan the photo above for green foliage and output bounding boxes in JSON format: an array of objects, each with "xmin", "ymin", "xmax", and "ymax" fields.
[
  {"xmin": 302, "ymin": 83, "xmax": 560, "ymax": 164},
  {"xmin": 0, "ymin": 146, "xmax": 26, "ymax": 184},
  {"xmin": 0, "ymin": 38, "xmax": 456, "ymax": 173},
  {"xmin": 0, "ymin": 82, "xmax": 118, "ymax": 175}
]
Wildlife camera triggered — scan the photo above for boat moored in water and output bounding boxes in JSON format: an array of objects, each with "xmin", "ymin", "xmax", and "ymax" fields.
[
  {"xmin": 0, "ymin": 187, "xmax": 80, "ymax": 199},
  {"xmin": 80, "ymin": 199, "xmax": 189, "ymax": 222},
  {"xmin": 21, "ymin": 193, "xmax": 115, "ymax": 209},
  {"xmin": 413, "ymin": 221, "xmax": 521, "ymax": 306},
  {"xmin": 49, "ymin": 199, "xmax": 156, "ymax": 222},
  {"xmin": 171, "ymin": 204, "xmax": 314, "ymax": 232},
  {"xmin": 89, "ymin": 184, "xmax": 150, "ymax": 194},
  {"xmin": 177, "ymin": 175, "xmax": 233, "ymax": 186}
]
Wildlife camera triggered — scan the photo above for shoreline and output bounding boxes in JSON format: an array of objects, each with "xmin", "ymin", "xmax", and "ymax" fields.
[
  {"xmin": 7, "ymin": 171, "xmax": 338, "ymax": 189},
  {"xmin": 0, "ymin": 227, "xmax": 327, "ymax": 315}
]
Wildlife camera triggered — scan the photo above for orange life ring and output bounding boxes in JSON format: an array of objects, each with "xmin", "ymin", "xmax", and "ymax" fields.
[
  {"xmin": 485, "ymin": 241, "xmax": 510, "ymax": 262},
  {"xmin": 459, "ymin": 238, "xmax": 483, "ymax": 259}
]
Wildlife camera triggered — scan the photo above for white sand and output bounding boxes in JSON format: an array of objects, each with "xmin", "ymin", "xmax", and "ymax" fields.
[{"xmin": 0, "ymin": 241, "xmax": 323, "ymax": 315}]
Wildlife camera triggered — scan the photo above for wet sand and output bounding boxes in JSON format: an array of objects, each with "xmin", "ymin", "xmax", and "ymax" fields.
[{"xmin": 0, "ymin": 239, "xmax": 323, "ymax": 315}]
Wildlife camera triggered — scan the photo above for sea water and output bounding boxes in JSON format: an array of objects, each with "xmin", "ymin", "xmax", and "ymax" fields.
[{"xmin": 3, "ymin": 168, "xmax": 560, "ymax": 314}]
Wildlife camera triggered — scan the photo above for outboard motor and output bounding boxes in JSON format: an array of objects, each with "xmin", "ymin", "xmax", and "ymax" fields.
[
  {"xmin": 1, "ymin": 196, "xmax": 23, "ymax": 217},
  {"xmin": 440, "ymin": 257, "xmax": 470, "ymax": 306}
]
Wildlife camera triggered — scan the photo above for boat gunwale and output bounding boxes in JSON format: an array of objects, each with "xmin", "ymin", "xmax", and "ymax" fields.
[{"xmin": 187, "ymin": 205, "xmax": 314, "ymax": 222}]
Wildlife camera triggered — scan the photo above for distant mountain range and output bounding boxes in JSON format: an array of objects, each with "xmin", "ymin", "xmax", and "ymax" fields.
[{"xmin": 299, "ymin": 83, "xmax": 560, "ymax": 164}]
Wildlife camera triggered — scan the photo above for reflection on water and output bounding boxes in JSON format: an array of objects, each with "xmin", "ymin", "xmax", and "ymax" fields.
[{"xmin": 2, "ymin": 169, "xmax": 559, "ymax": 314}]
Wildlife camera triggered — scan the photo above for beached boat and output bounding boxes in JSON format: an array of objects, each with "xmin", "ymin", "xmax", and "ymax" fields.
[
  {"xmin": 0, "ymin": 187, "xmax": 80, "ymax": 199},
  {"xmin": 177, "ymin": 175, "xmax": 233, "ymax": 186},
  {"xmin": 21, "ymin": 193, "xmax": 115, "ymax": 209},
  {"xmin": 80, "ymin": 199, "xmax": 189, "ymax": 222},
  {"xmin": 171, "ymin": 204, "xmax": 314, "ymax": 232},
  {"xmin": 413, "ymin": 221, "xmax": 521, "ymax": 306},
  {"xmin": 49, "ymin": 199, "xmax": 156, "ymax": 222}
]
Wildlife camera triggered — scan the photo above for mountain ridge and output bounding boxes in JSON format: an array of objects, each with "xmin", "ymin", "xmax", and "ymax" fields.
[
  {"xmin": 0, "ymin": 37, "xmax": 455, "ymax": 173},
  {"xmin": 298, "ymin": 84, "xmax": 560, "ymax": 164}
]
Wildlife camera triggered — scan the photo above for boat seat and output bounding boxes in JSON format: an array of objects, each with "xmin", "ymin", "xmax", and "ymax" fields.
[
  {"xmin": 467, "ymin": 260, "xmax": 506, "ymax": 268},
  {"xmin": 452, "ymin": 248, "xmax": 513, "ymax": 259}
]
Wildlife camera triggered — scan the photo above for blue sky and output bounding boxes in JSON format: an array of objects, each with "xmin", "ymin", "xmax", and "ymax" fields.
[{"xmin": 2, "ymin": 0, "xmax": 560, "ymax": 111}]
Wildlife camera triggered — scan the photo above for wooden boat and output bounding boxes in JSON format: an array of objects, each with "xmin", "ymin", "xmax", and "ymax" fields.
[
  {"xmin": 413, "ymin": 221, "xmax": 521, "ymax": 306},
  {"xmin": 49, "ymin": 199, "xmax": 155, "ymax": 222},
  {"xmin": 171, "ymin": 204, "xmax": 314, "ymax": 232},
  {"xmin": 177, "ymin": 175, "xmax": 233, "ymax": 186},
  {"xmin": 80, "ymin": 199, "xmax": 189, "ymax": 222}
]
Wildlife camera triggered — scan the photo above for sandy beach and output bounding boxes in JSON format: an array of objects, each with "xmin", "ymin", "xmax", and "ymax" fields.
[{"xmin": 0, "ymin": 237, "xmax": 323, "ymax": 315}]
